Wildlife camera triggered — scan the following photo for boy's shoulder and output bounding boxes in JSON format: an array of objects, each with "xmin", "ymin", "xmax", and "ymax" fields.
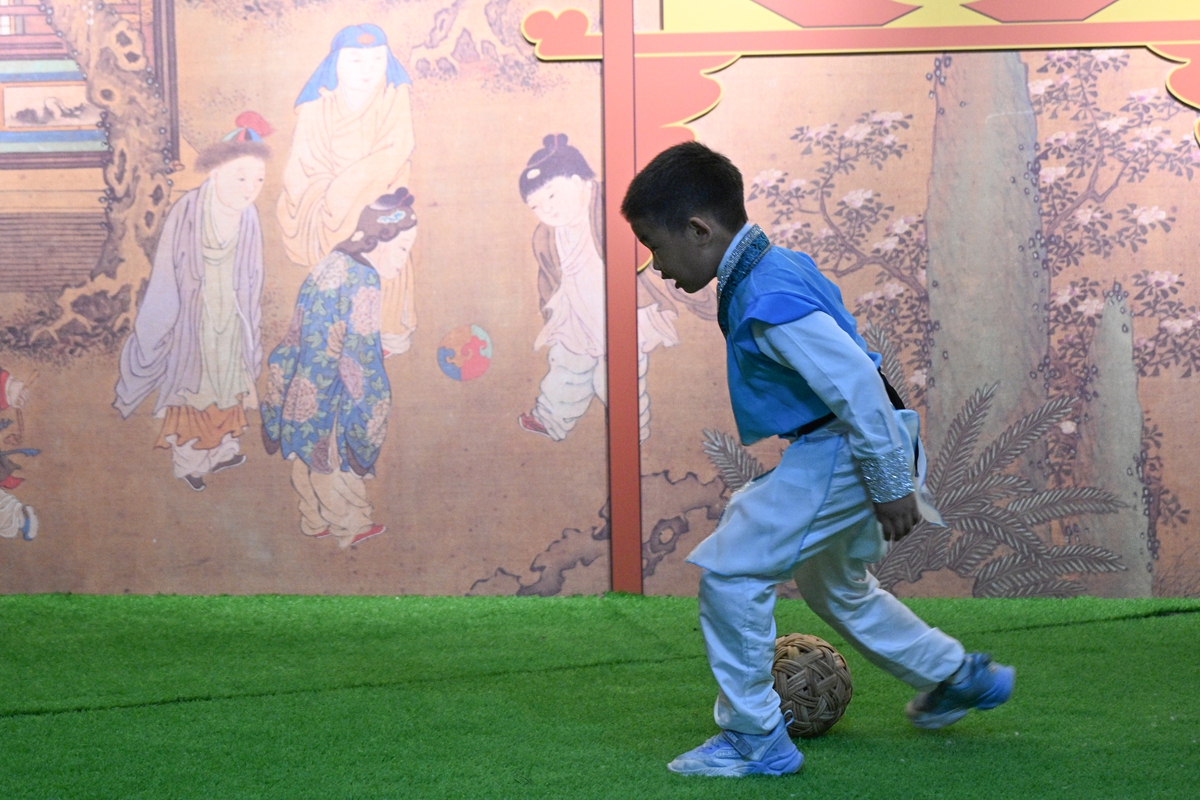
[{"xmin": 740, "ymin": 245, "xmax": 831, "ymax": 299}]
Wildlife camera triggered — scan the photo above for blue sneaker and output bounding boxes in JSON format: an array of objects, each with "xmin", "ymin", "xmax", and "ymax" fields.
[
  {"xmin": 905, "ymin": 652, "xmax": 1015, "ymax": 730},
  {"xmin": 667, "ymin": 717, "xmax": 803, "ymax": 777}
]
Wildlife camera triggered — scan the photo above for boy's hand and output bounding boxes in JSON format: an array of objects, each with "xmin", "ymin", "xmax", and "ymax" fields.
[{"xmin": 873, "ymin": 493, "xmax": 921, "ymax": 541}]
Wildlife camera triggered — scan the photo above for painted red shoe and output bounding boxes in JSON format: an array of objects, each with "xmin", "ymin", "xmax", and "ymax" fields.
[
  {"xmin": 349, "ymin": 524, "xmax": 386, "ymax": 547},
  {"xmin": 518, "ymin": 412, "xmax": 551, "ymax": 438}
]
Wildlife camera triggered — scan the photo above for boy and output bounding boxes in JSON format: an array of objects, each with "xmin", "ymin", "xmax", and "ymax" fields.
[
  {"xmin": 261, "ymin": 189, "xmax": 415, "ymax": 549},
  {"xmin": 621, "ymin": 142, "xmax": 1014, "ymax": 777}
]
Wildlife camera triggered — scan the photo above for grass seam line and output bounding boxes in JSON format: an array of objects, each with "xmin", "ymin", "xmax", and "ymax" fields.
[{"xmin": 0, "ymin": 653, "xmax": 706, "ymax": 720}]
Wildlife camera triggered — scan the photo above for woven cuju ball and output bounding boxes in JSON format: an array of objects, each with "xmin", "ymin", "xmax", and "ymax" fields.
[{"xmin": 772, "ymin": 633, "xmax": 853, "ymax": 738}]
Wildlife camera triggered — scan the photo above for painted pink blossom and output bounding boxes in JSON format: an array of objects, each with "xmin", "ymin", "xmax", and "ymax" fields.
[
  {"xmin": 789, "ymin": 178, "xmax": 807, "ymax": 191},
  {"xmin": 1028, "ymin": 79, "xmax": 1054, "ymax": 96},
  {"xmin": 1134, "ymin": 125, "xmax": 1165, "ymax": 142},
  {"xmin": 806, "ymin": 124, "xmax": 834, "ymax": 140},
  {"xmin": 1051, "ymin": 283, "xmax": 1080, "ymax": 306},
  {"xmin": 1077, "ymin": 297, "xmax": 1105, "ymax": 317},
  {"xmin": 873, "ymin": 236, "xmax": 900, "ymax": 253},
  {"xmin": 282, "ymin": 376, "xmax": 319, "ymax": 423},
  {"xmin": 349, "ymin": 286, "xmax": 382, "ymax": 336},
  {"xmin": 1059, "ymin": 420, "xmax": 1077, "ymax": 435},
  {"xmin": 314, "ymin": 255, "xmax": 350, "ymax": 292},
  {"xmin": 857, "ymin": 290, "xmax": 883, "ymax": 306},
  {"xmin": 1135, "ymin": 206, "xmax": 1167, "ymax": 226},
  {"xmin": 1091, "ymin": 49, "xmax": 1124, "ymax": 62},
  {"xmin": 871, "ymin": 111, "xmax": 904, "ymax": 123},
  {"xmin": 338, "ymin": 353, "xmax": 365, "ymax": 400},
  {"xmin": 1046, "ymin": 131, "xmax": 1077, "ymax": 147},
  {"xmin": 1096, "ymin": 116, "xmax": 1128, "ymax": 133},
  {"xmin": 1046, "ymin": 50, "xmax": 1074, "ymax": 63},
  {"xmin": 843, "ymin": 124, "xmax": 871, "ymax": 142},
  {"xmin": 1160, "ymin": 317, "xmax": 1195, "ymax": 336},
  {"xmin": 1130, "ymin": 87, "xmax": 1159, "ymax": 103},
  {"xmin": 365, "ymin": 402, "xmax": 389, "ymax": 448},
  {"xmin": 1073, "ymin": 207, "xmax": 1103, "ymax": 226},
  {"xmin": 1040, "ymin": 166, "xmax": 1068, "ymax": 185},
  {"xmin": 752, "ymin": 169, "xmax": 784, "ymax": 189},
  {"xmin": 1147, "ymin": 270, "xmax": 1180, "ymax": 288},
  {"xmin": 909, "ymin": 368, "xmax": 927, "ymax": 387},
  {"xmin": 842, "ymin": 189, "xmax": 873, "ymax": 208},
  {"xmin": 265, "ymin": 363, "xmax": 286, "ymax": 407},
  {"xmin": 883, "ymin": 281, "xmax": 905, "ymax": 299}
]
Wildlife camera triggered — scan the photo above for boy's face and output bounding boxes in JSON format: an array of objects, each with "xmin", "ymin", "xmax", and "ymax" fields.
[
  {"xmin": 630, "ymin": 216, "xmax": 726, "ymax": 294},
  {"xmin": 525, "ymin": 175, "xmax": 591, "ymax": 228}
]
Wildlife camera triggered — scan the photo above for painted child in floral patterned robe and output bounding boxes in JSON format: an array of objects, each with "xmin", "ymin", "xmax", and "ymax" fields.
[{"xmin": 261, "ymin": 189, "xmax": 416, "ymax": 549}]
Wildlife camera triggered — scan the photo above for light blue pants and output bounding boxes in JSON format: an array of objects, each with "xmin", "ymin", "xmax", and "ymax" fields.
[{"xmin": 694, "ymin": 425, "xmax": 965, "ymax": 735}]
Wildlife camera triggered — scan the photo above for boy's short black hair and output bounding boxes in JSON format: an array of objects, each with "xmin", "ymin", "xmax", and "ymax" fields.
[{"xmin": 621, "ymin": 141, "xmax": 747, "ymax": 233}]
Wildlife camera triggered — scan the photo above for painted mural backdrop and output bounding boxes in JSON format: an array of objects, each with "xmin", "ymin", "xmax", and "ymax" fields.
[
  {"xmin": 0, "ymin": 1, "xmax": 1197, "ymax": 599},
  {"xmin": 0, "ymin": 0, "xmax": 624, "ymax": 595}
]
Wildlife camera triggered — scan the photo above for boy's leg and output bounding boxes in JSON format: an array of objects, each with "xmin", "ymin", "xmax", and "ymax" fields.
[
  {"xmin": 791, "ymin": 521, "xmax": 964, "ymax": 691},
  {"xmin": 670, "ymin": 569, "xmax": 802, "ymax": 776},
  {"xmin": 528, "ymin": 343, "xmax": 599, "ymax": 440},
  {"xmin": 698, "ymin": 570, "xmax": 786, "ymax": 734}
]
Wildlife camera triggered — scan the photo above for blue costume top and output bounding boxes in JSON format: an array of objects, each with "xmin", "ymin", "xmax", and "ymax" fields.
[
  {"xmin": 718, "ymin": 225, "xmax": 881, "ymax": 445},
  {"xmin": 261, "ymin": 251, "xmax": 391, "ymax": 475}
]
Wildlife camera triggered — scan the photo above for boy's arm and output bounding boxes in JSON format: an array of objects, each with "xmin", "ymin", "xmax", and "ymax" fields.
[{"xmin": 751, "ymin": 313, "xmax": 920, "ymax": 540}]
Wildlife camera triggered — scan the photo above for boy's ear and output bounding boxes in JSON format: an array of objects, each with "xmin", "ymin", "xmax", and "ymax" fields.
[{"xmin": 686, "ymin": 216, "xmax": 715, "ymax": 243}]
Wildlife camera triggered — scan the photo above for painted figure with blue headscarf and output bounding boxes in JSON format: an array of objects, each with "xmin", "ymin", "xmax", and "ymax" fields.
[{"xmin": 278, "ymin": 24, "xmax": 419, "ymax": 357}]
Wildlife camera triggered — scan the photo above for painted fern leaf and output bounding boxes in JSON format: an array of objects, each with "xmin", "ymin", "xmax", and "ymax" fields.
[
  {"xmin": 702, "ymin": 429, "xmax": 764, "ymax": 493},
  {"xmin": 946, "ymin": 532, "xmax": 997, "ymax": 577},
  {"xmin": 1043, "ymin": 544, "xmax": 1126, "ymax": 575},
  {"xmin": 938, "ymin": 473, "xmax": 1034, "ymax": 514},
  {"xmin": 928, "ymin": 384, "xmax": 995, "ymax": 495},
  {"xmin": 862, "ymin": 323, "xmax": 911, "ymax": 408},
  {"xmin": 953, "ymin": 505, "xmax": 1050, "ymax": 557},
  {"xmin": 1007, "ymin": 488, "xmax": 1125, "ymax": 525},
  {"xmin": 965, "ymin": 394, "xmax": 1075, "ymax": 483}
]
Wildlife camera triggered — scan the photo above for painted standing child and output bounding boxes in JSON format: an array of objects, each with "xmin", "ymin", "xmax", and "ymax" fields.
[
  {"xmin": 622, "ymin": 142, "xmax": 1014, "ymax": 776},
  {"xmin": 115, "ymin": 114, "xmax": 271, "ymax": 491},
  {"xmin": 278, "ymin": 23, "xmax": 418, "ymax": 358},
  {"xmin": 261, "ymin": 190, "xmax": 417, "ymax": 550},
  {"xmin": 0, "ymin": 367, "xmax": 37, "ymax": 541},
  {"xmin": 517, "ymin": 134, "xmax": 680, "ymax": 443}
]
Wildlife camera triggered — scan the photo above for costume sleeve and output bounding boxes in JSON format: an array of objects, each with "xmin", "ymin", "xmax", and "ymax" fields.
[
  {"xmin": 752, "ymin": 313, "xmax": 913, "ymax": 504},
  {"xmin": 113, "ymin": 196, "xmax": 187, "ymax": 418}
]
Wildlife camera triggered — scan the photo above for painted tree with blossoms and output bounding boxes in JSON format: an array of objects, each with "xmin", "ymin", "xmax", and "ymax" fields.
[
  {"xmin": 1030, "ymin": 48, "xmax": 1200, "ymax": 569},
  {"xmin": 746, "ymin": 110, "xmax": 933, "ymax": 407}
]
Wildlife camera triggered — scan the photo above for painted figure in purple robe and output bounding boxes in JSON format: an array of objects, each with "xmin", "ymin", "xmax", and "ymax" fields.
[
  {"xmin": 278, "ymin": 24, "xmax": 418, "ymax": 358},
  {"xmin": 114, "ymin": 114, "xmax": 271, "ymax": 491}
]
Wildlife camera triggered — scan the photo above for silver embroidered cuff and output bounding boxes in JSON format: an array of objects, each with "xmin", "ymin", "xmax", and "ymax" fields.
[{"xmin": 859, "ymin": 446, "xmax": 914, "ymax": 504}]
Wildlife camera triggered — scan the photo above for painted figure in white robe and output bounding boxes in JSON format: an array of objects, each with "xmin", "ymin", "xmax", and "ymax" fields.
[
  {"xmin": 0, "ymin": 366, "xmax": 37, "ymax": 541},
  {"xmin": 114, "ymin": 115, "xmax": 270, "ymax": 491},
  {"xmin": 517, "ymin": 134, "xmax": 706, "ymax": 443},
  {"xmin": 278, "ymin": 23, "xmax": 418, "ymax": 357}
]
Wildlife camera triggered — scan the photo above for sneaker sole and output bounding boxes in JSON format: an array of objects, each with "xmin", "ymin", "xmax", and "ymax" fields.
[
  {"xmin": 667, "ymin": 749, "xmax": 803, "ymax": 777},
  {"xmin": 907, "ymin": 665, "xmax": 1016, "ymax": 730}
]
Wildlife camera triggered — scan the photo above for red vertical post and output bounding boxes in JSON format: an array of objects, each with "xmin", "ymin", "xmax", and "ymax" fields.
[{"xmin": 602, "ymin": 0, "xmax": 643, "ymax": 594}]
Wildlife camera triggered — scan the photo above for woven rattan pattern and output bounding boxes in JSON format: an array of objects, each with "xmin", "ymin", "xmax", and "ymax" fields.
[{"xmin": 772, "ymin": 633, "xmax": 853, "ymax": 738}]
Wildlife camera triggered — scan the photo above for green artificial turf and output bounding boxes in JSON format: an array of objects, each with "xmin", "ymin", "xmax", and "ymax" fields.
[{"xmin": 1, "ymin": 594, "xmax": 1198, "ymax": 799}]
